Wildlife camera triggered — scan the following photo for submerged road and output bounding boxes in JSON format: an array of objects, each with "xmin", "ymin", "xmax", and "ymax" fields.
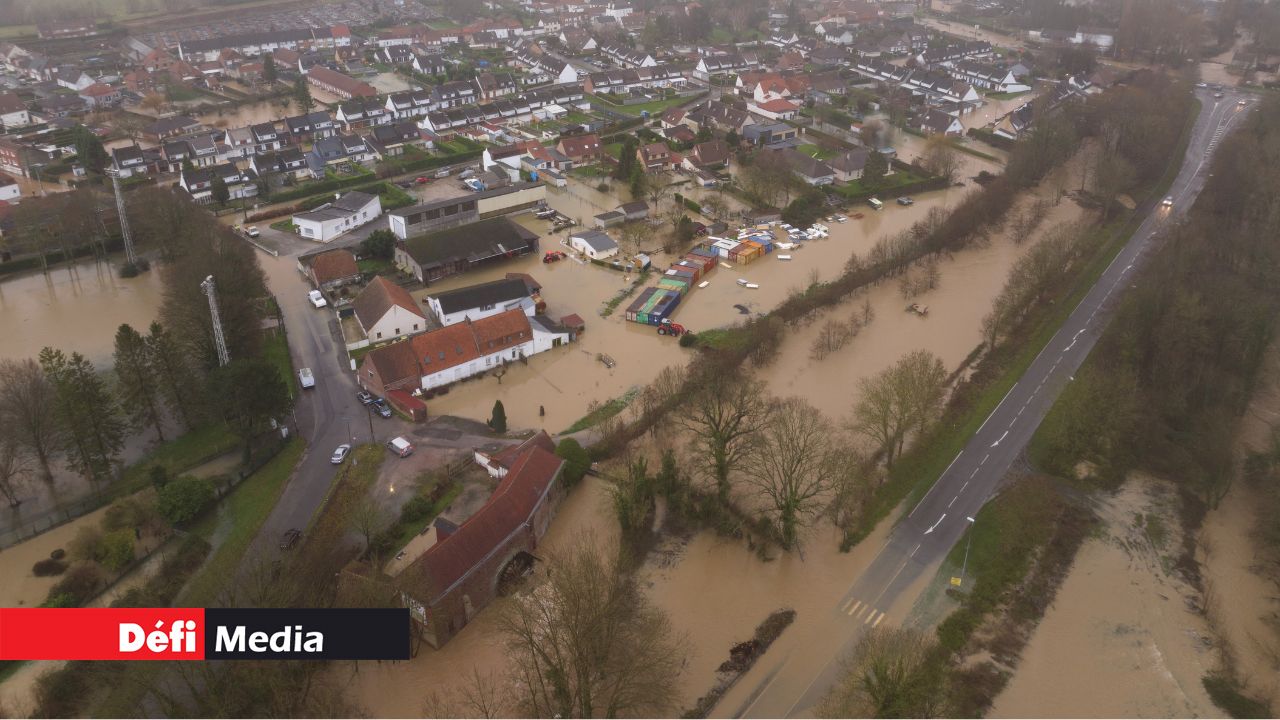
[{"xmin": 721, "ymin": 87, "xmax": 1255, "ymax": 718}]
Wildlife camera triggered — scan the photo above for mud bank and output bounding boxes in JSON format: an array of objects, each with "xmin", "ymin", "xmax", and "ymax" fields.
[{"xmin": 990, "ymin": 476, "xmax": 1218, "ymax": 718}]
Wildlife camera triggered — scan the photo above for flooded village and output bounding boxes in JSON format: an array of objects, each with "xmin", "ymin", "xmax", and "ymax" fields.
[{"xmin": 0, "ymin": 0, "xmax": 1277, "ymax": 715}]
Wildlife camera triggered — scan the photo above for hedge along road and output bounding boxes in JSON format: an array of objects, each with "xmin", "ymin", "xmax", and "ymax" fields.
[{"xmin": 715, "ymin": 87, "xmax": 1256, "ymax": 719}]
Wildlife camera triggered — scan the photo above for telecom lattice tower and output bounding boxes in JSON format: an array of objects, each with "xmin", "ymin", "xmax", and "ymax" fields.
[
  {"xmin": 201, "ymin": 275, "xmax": 230, "ymax": 367},
  {"xmin": 107, "ymin": 169, "xmax": 138, "ymax": 267}
]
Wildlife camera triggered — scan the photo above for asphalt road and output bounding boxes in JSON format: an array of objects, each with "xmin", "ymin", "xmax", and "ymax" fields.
[{"xmin": 723, "ymin": 87, "xmax": 1255, "ymax": 719}]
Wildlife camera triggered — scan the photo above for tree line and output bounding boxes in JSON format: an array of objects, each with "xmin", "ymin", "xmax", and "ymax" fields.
[{"xmin": 0, "ymin": 187, "xmax": 289, "ymax": 504}]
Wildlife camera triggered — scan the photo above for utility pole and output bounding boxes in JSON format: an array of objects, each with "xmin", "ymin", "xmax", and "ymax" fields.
[
  {"xmin": 201, "ymin": 275, "xmax": 231, "ymax": 367},
  {"xmin": 107, "ymin": 168, "xmax": 139, "ymax": 267}
]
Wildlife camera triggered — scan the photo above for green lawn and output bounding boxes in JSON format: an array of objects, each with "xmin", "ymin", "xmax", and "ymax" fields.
[
  {"xmin": 179, "ymin": 439, "xmax": 303, "ymax": 605},
  {"xmin": 603, "ymin": 142, "xmax": 624, "ymax": 159},
  {"xmin": 117, "ymin": 423, "xmax": 238, "ymax": 493},
  {"xmin": 797, "ymin": 143, "xmax": 837, "ymax": 160},
  {"xmin": 984, "ymin": 89, "xmax": 1031, "ymax": 101},
  {"xmin": 357, "ymin": 257, "xmax": 395, "ymax": 275},
  {"xmin": 832, "ymin": 170, "xmax": 929, "ymax": 199},
  {"xmin": 589, "ymin": 93, "xmax": 689, "ymax": 118},
  {"xmin": 562, "ymin": 388, "xmax": 639, "ymax": 434},
  {"xmin": 262, "ymin": 331, "xmax": 293, "ymax": 389}
]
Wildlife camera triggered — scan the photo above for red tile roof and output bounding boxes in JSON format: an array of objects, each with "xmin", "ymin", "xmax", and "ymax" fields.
[
  {"xmin": 310, "ymin": 249, "xmax": 360, "ymax": 285},
  {"xmin": 353, "ymin": 276, "xmax": 426, "ymax": 330},
  {"xmin": 413, "ymin": 443, "xmax": 563, "ymax": 602},
  {"xmin": 556, "ymin": 133, "xmax": 601, "ymax": 159}
]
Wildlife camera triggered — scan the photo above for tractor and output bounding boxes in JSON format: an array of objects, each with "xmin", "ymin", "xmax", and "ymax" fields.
[
  {"xmin": 543, "ymin": 251, "xmax": 566, "ymax": 263},
  {"xmin": 657, "ymin": 319, "xmax": 689, "ymax": 336}
]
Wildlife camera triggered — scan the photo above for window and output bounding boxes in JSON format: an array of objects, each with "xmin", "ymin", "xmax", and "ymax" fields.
[
  {"xmin": 413, "ymin": 323, "xmax": 419, "ymax": 331},
  {"xmin": 394, "ymin": 328, "xmax": 400, "ymax": 335},
  {"xmin": 481, "ymin": 303, "xmax": 494, "ymax": 311},
  {"xmin": 438, "ymin": 351, "xmax": 445, "ymax": 360},
  {"xmin": 376, "ymin": 332, "xmax": 382, "ymax": 339}
]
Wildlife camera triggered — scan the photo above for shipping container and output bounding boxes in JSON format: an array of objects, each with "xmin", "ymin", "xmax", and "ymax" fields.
[{"xmin": 658, "ymin": 278, "xmax": 690, "ymax": 295}]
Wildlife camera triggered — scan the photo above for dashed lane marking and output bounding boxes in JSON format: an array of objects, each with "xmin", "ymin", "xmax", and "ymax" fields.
[
  {"xmin": 847, "ymin": 600, "xmax": 862, "ymax": 616},
  {"xmin": 872, "ymin": 612, "xmax": 886, "ymax": 628},
  {"xmin": 865, "ymin": 611, "xmax": 883, "ymax": 626}
]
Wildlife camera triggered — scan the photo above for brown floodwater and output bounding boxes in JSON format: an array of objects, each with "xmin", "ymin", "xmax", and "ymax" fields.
[
  {"xmin": 1197, "ymin": 328, "xmax": 1280, "ymax": 709},
  {"xmin": 0, "ymin": 258, "xmax": 165, "ymax": 364},
  {"xmin": 991, "ymin": 475, "xmax": 1218, "ymax": 718}
]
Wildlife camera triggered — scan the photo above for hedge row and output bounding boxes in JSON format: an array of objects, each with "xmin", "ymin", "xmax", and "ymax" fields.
[{"xmin": 966, "ymin": 127, "xmax": 1017, "ymax": 151}]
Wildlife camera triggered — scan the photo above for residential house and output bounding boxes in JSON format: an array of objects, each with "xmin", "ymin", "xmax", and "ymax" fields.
[
  {"xmin": 777, "ymin": 148, "xmax": 835, "ymax": 185},
  {"xmin": 556, "ymin": 133, "xmax": 601, "ymax": 164},
  {"xmin": 684, "ymin": 140, "xmax": 731, "ymax": 171},
  {"xmin": 78, "ymin": 83, "xmax": 121, "ymax": 108},
  {"xmin": 637, "ymin": 142, "xmax": 679, "ymax": 171},
  {"xmin": 599, "ymin": 43, "xmax": 656, "ymax": 68},
  {"xmin": 0, "ymin": 173, "xmax": 21, "ymax": 203},
  {"xmin": 412, "ymin": 52, "xmax": 448, "ymax": 77},
  {"xmin": 143, "ymin": 115, "xmax": 203, "ymax": 141},
  {"xmin": 251, "ymin": 147, "xmax": 310, "ymax": 181},
  {"xmin": 366, "ymin": 122, "xmax": 422, "ymax": 158},
  {"xmin": 284, "ymin": 111, "xmax": 336, "ymax": 143},
  {"xmin": 179, "ymin": 163, "xmax": 258, "ymax": 203},
  {"xmin": 828, "ymin": 147, "xmax": 868, "ymax": 182},
  {"xmin": 307, "ymin": 65, "xmax": 377, "ymax": 99},
  {"xmin": 111, "ymin": 144, "xmax": 149, "ymax": 178},
  {"xmin": 693, "ymin": 53, "xmax": 752, "ymax": 81},
  {"xmin": 336, "ymin": 98, "xmax": 391, "ymax": 131},
  {"xmin": 749, "ymin": 98, "xmax": 800, "ymax": 121},
  {"xmin": 430, "ymin": 80, "xmax": 478, "ymax": 110},
  {"xmin": 0, "ymin": 93, "xmax": 31, "ymax": 129},
  {"xmin": 353, "ymin": 276, "xmax": 430, "ymax": 343},
  {"xmin": 474, "ymin": 72, "xmax": 519, "ymax": 101},
  {"xmin": 742, "ymin": 121, "xmax": 799, "ymax": 146},
  {"xmin": 685, "ymin": 100, "xmax": 751, "ymax": 134},
  {"xmin": 918, "ymin": 108, "xmax": 964, "ymax": 136},
  {"xmin": 568, "ymin": 229, "xmax": 619, "ymax": 260},
  {"xmin": 425, "ymin": 277, "xmax": 536, "ymax": 327},
  {"xmin": 306, "ymin": 248, "xmax": 361, "ymax": 290},
  {"xmin": 386, "ymin": 89, "xmax": 435, "ymax": 120},
  {"xmin": 307, "ymin": 134, "xmax": 374, "ymax": 177},
  {"xmin": 292, "ymin": 190, "xmax": 382, "ymax": 242},
  {"xmin": 395, "ymin": 217, "xmax": 540, "ymax": 284},
  {"xmin": 947, "ymin": 61, "xmax": 1029, "ymax": 93},
  {"xmin": 473, "ymin": 430, "xmax": 557, "ymax": 479}
]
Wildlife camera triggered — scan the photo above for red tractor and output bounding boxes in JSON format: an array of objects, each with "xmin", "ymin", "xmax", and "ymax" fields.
[
  {"xmin": 543, "ymin": 251, "xmax": 566, "ymax": 263},
  {"xmin": 657, "ymin": 319, "xmax": 689, "ymax": 336}
]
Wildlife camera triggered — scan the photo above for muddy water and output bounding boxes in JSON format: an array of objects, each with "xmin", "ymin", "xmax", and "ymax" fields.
[
  {"xmin": 0, "ymin": 258, "xmax": 165, "ymax": 364},
  {"xmin": 349, "ymin": 476, "xmax": 616, "ymax": 717},
  {"xmin": 761, "ymin": 193, "xmax": 1087, "ymax": 422},
  {"xmin": 643, "ymin": 510, "xmax": 899, "ymax": 709},
  {"xmin": 197, "ymin": 98, "xmax": 300, "ymax": 130},
  {"xmin": 1199, "ymin": 332, "xmax": 1280, "ymax": 709},
  {"xmin": 991, "ymin": 476, "xmax": 1219, "ymax": 718}
]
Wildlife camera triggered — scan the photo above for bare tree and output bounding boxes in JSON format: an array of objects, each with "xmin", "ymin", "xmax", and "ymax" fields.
[
  {"xmin": 350, "ymin": 497, "xmax": 385, "ymax": 557},
  {"xmin": 0, "ymin": 358, "xmax": 61, "ymax": 483},
  {"xmin": 423, "ymin": 668, "xmax": 508, "ymax": 718},
  {"xmin": 498, "ymin": 532, "xmax": 687, "ymax": 718},
  {"xmin": 744, "ymin": 397, "xmax": 841, "ymax": 549},
  {"xmin": 920, "ymin": 136, "xmax": 962, "ymax": 182},
  {"xmin": 817, "ymin": 627, "xmax": 946, "ymax": 718},
  {"xmin": 645, "ymin": 172, "xmax": 671, "ymax": 211},
  {"xmin": 678, "ymin": 373, "xmax": 772, "ymax": 503},
  {"xmin": 0, "ymin": 435, "xmax": 29, "ymax": 507},
  {"xmin": 850, "ymin": 350, "xmax": 948, "ymax": 467}
]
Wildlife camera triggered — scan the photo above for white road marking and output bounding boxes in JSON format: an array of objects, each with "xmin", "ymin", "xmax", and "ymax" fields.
[
  {"xmin": 910, "ymin": 543, "xmax": 921, "ymax": 558},
  {"xmin": 991, "ymin": 430, "xmax": 1008, "ymax": 447},
  {"xmin": 865, "ymin": 610, "xmax": 882, "ymax": 626},
  {"xmin": 948, "ymin": 495, "xmax": 958, "ymax": 508},
  {"xmin": 970, "ymin": 467, "xmax": 980, "ymax": 479},
  {"xmin": 847, "ymin": 600, "xmax": 862, "ymax": 616},
  {"xmin": 981, "ymin": 453, "xmax": 990, "ymax": 465},
  {"xmin": 924, "ymin": 513, "xmax": 946, "ymax": 534},
  {"xmin": 909, "ymin": 451, "xmax": 964, "ymax": 518},
  {"xmin": 872, "ymin": 612, "xmax": 886, "ymax": 628},
  {"xmin": 960, "ymin": 481, "xmax": 969, "ymax": 492},
  {"xmin": 855, "ymin": 605, "xmax": 870, "ymax": 620}
]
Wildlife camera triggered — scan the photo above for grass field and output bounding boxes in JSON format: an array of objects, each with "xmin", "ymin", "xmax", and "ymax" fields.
[{"xmin": 179, "ymin": 439, "xmax": 303, "ymax": 605}]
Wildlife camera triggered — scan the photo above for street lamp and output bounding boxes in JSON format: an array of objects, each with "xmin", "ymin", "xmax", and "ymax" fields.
[{"xmin": 959, "ymin": 515, "xmax": 977, "ymax": 583}]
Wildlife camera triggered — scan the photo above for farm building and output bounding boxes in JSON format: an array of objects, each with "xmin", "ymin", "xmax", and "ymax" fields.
[
  {"xmin": 568, "ymin": 229, "xmax": 620, "ymax": 260},
  {"xmin": 395, "ymin": 217, "xmax": 539, "ymax": 285}
]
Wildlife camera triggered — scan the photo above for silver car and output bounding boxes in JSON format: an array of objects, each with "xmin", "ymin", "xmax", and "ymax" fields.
[{"xmin": 330, "ymin": 444, "xmax": 351, "ymax": 464}]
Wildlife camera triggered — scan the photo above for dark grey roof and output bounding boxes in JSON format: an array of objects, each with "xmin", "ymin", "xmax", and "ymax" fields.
[
  {"xmin": 430, "ymin": 277, "xmax": 530, "ymax": 314},
  {"xmin": 400, "ymin": 217, "xmax": 539, "ymax": 270}
]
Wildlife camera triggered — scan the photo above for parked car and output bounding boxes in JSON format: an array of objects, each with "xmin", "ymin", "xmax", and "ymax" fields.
[
  {"xmin": 386, "ymin": 436, "xmax": 414, "ymax": 457},
  {"xmin": 356, "ymin": 390, "xmax": 375, "ymax": 405},
  {"xmin": 373, "ymin": 399, "xmax": 392, "ymax": 418},
  {"xmin": 896, "ymin": 197, "xmax": 914, "ymax": 206},
  {"xmin": 308, "ymin": 289, "xmax": 327, "ymax": 308},
  {"xmin": 415, "ymin": 176, "xmax": 429, "ymax": 184},
  {"xmin": 330, "ymin": 444, "xmax": 351, "ymax": 464},
  {"xmin": 1214, "ymin": 91, "xmax": 1225, "ymax": 98},
  {"xmin": 298, "ymin": 367, "xmax": 315, "ymax": 389},
  {"xmin": 434, "ymin": 168, "xmax": 451, "ymax": 178},
  {"xmin": 246, "ymin": 226, "xmax": 260, "ymax": 238},
  {"xmin": 279, "ymin": 528, "xmax": 302, "ymax": 550}
]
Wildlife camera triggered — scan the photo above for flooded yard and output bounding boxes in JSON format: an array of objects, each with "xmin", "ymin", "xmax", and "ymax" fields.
[
  {"xmin": 197, "ymin": 98, "xmax": 301, "ymax": 130},
  {"xmin": 990, "ymin": 475, "xmax": 1218, "ymax": 718},
  {"xmin": 0, "ymin": 257, "xmax": 165, "ymax": 364}
]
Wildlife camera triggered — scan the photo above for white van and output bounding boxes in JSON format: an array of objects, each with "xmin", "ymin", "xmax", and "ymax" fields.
[
  {"xmin": 298, "ymin": 368, "xmax": 315, "ymax": 389},
  {"xmin": 868, "ymin": 198, "xmax": 884, "ymax": 211},
  {"xmin": 386, "ymin": 436, "xmax": 414, "ymax": 458}
]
